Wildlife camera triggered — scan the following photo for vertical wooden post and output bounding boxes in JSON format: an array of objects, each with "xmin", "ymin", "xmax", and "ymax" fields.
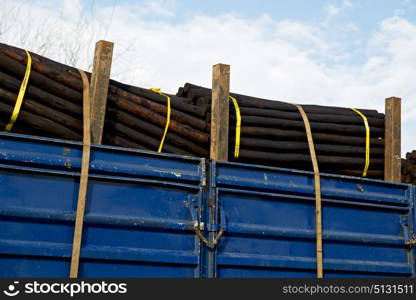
[
  {"xmin": 384, "ymin": 97, "xmax": 402, "ymax": 182},
  {"xmin": 210, "ymin": 64, "xmax": 230, "ymax": 161},
  {"xmin": 90, "ymin": 40, "xmax": 114, "ymax": 144}
]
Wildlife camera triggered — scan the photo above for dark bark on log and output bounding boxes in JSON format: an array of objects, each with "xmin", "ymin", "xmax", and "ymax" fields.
[
  {"xmin": 103, "ymin": 134, "xmax": 151, "ymax": 151},
  {"xmin": 237, "ymin": 106, "xmax": 385, "ymax": 127},
  {"xmin": 0, "ymin": 86, "xmax": 82, "ymax": 133},
  {"xmin": 406, "ymin": 152, "xmax": 416, "ymax": 160},
  {"xmin": 0, "ymin": 118, "xmax": 58, "ymax": 138},
  {"xmin": 182, "ymin": 84, "xmax": 383, "ymax": 118},
  {"xmin": 108, "ymin": 93, "xmax": 210, "ymax": 144},
  {"xmin": 0, "ymin": 70, "xmax": 82, "ymax": 116},
  {"xmin": 110, "ymin": 80, "xmax": 208, "ymax": 118},
  {"xmin": 229, "ymin": 115, "xmax": 384, "ymax": 137},
  {"xmin": 332, "ymin": 169, "xmax": 384, "ymax": 178},
  {"xmin": 402, "ymin": 159, "xmax": 416, "ymax": 176},
  {"xmin": 239, "ymin": 126, "xmax": 384, "ymax": 147},
  {"xmin": 105, "ymin": 121, "xmax": 193, "ymax": 156},
  {"xmin": 0, "ymin": 43, "xmax": 84, "ymax": 91},
  {"xmin": 230, "ymin": 157, "xmax": 383, "ymax": 178},
  {"xmin": 232, "ymin": 136, "xmax": 384, "ymax": 157},
  {"xmin": 0, "ymin": 102, "xmax": 81, "ymax": 140},
  {"xmin": 107, "ymin": 107, "xmax": 209, "ymax": 156},
  {"xmin": 237, "ymin": 149, "xmax": 384, "ymax": 168},
  {"xmin": 109, "ymin": 85, "xmax": 208, "ymax": 131},
  {"xmin": 0, "ymin": 53, "xmax": 82, "ymax": 103}
]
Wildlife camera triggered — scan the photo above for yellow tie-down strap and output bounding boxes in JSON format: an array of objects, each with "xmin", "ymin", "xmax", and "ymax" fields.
[
  {"xmin": 229, "ymin": 96, "xmax": 241, "ymax": 159},
  {"xmin": 351, "ymin": 108, "xmax": 370, "ymax": 177},
  {"xmin": 4, "ymin": 49, "xmax": 32, "ymax": 132},
  {"xmin": 151, "ymin": 88, "xmax": 171, "ymax": 153}
]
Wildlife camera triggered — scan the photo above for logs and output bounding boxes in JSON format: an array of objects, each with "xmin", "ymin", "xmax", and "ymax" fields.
[
  {"xmin": 0, "ymin": 43, "xmax": 391, "ymax": 179},
  {"xmin": 178, "ymin": 83, "xmax": 386, "ymax": 178},
  {"xmin": 402, "ymin": 151, "xmax": 416, "ymax": 185}
]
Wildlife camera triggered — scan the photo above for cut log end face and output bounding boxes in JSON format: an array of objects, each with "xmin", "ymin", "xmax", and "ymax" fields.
[{"xmin": 402, "ymin": 153, "xmax": 416, "ymax": 185}]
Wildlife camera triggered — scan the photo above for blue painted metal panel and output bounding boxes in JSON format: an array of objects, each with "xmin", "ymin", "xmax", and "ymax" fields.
[
  {"xmin": 0, "ymin": 132, "xmax": 415, "ymax": 278},
  {"xmin": 209, "ymin": 161, "xmax": 415, "ymax": 278},
  {"xmin": 0, "ymin": 133, "xmax": 205, "ymax": 278}
]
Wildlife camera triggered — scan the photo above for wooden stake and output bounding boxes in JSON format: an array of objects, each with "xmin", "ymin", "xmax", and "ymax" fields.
[
  {"xmin": 384, "ymin": 97, "xmax": 401, "ymax": 182},
  {"xmin": 210, "ymin": 64, "xmax": 230, "ymax": 161},
  {"xmin": 90, "ymin": 40, "xmax": 113, "ymax": 144}
]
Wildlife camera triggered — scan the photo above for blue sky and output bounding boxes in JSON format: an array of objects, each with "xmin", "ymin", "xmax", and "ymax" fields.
[{"xmin": 1, "ymin": 0, "xmax": 416, "ymax": 153}]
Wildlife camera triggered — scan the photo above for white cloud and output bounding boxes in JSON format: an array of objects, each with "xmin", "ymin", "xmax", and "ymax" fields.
[
  {"xmin": 62, "ymin": 0, "xmax": 82, "ymax": 20},
  {"xmin": 0, "ymin": 0, "xmax": 414, "ymax": 154},
  {"xmin": 141, "ymin": 0, "xmax": 176, "ymax": 17},
  {"xmin": 325, "ymin": 0, "xmax": 352, "ymax": 19}
]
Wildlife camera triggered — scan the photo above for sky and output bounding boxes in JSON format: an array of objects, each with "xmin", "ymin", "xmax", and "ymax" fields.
[{"xmin": 0, "ymin": 0, "xmax": 415, "ymax": 154}]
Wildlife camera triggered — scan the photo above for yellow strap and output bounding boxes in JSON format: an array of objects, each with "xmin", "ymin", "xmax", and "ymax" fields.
[
  {"xmin": 151, "ymin": 88, "xmax": 171, "ymax": 153},
  {"xmin": 295, "ymin": 104, "xmax": 323, "ymax": 279},
  {"xmin": 351, "ymin": 108, "xmax": 370, "ymax": 177},
  {"xmin": 4, "ymin": 49, "xmax": 32, "ymax": 132},
  {"xmin": 229, "ymin": 96, "xmax": 241, "ymax": 158}
]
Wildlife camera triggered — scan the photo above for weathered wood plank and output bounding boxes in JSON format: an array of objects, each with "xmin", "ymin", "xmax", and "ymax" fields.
[
  {"xmin": 384, "ymin": 97, "xmax": 401, "ymax": 182},
  {"xmin": 210, "ymin": 64, "xmax": 230, "ymax": 161},
  {"xmin": 90, "ymin": 40, "xmax": 114, "ymax": 144}
]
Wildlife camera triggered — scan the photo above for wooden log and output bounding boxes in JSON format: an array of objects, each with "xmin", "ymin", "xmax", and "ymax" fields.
[
  {"xmin": 0, "ymin": 70, "xmax": 82, "ymax": 116},
  {"xmin": 333, "ymin": 169, "xmax": 384, "ymax": 178},
  {"xmin": 0, "ymin": 45, "xmax": 210, "ymax": 128},
  {"xmin": 183, "ymin": 84, "xmax": 383, "ymax": 117},
  {"xmin": 107, "ymin": 107, "xmax": 209, "ymax": 156},
  {"xmin": 177, "ymin": 87, "xmax": 185, "ymax": 98},
  {"xmin": 110, "ymin": 80, "xmax": 208, "ymax": 118},
  {"xmin": 406, "ymin": 152, "xmax": 416, "ymax": 160},
  {"xmin": 0, "ymin": 42, "xmax": 84, "ymax": 91},
  {"xmin": 384, "ymin": 97, "xmax": 401, "ymax": 182},
  {"xmin": 0, "ymin": 117, "xmax": 58, "ymax": 138},
  {"xmin": 237, "ymin": 149, "xmax": 384, "ymax": 168},
  {"xmin": 90, "ymin": 40, "xmax": 113, "ymax": 144},
  {"xmin": 402, "ymin": 160, "xmax": 416, "ymax": 176},
  {"xmin": 237, "ymin": 106, "xmax": 385, "ymax": 127},
  {"xmin": 239, "ymin": 126, "xmax": 385, "ymax": 147},
  {"xmin": 104, "ymin": 134, "xmax": 151, "ymax": 151},
  {"xmin": 108, "ymin": 93, "xmax": 210, "ymax": 144},
  {"xmin": 0, "ymin": 101, "xmax": 82, "ymax": 140},
  {"xmin": 231, "ymin": 157, "xmax": 384, "ymax": 177},
  {"xmin": 105, "ymin": 121, "xmax": 192, "ymax": 156},
  {"xmin": 229, "ymin": 115, "xmax": 384, "ymax": 137},
  {"xmin": 110, "ymin": 85, "xmax": 208, "ymax": 131},
  {"xmin": 402, "ymin": 174, "xmax": 412, "ymax": 183},
  {"xmin": 0, "ymin": 53, "xmax": 82, "ymax": 103},
  {"xmin": 232, "ymin": 137, "xmax": 384, "ymax": 157},
  {"xmin": 0, "ymin": 86, "xmax": 82, "ymax": 133},
  {"xmin": 210, "ymin": 64, "xmax": 230, "ymax": 161}
]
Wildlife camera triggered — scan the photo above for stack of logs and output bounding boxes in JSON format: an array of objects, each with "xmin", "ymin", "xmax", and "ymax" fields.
[
  {"xmin": 0, "ymin": 43, "xmax": 211, "ymax": 157},
  {"xmin": 0, "ymin": 43, "xmax": 386, "ymax": 179},
  {"xmin": 402, "ymin": 151, "xmax": 416, "ymax": 185},
  {"xmin": 178, "ymin": 83, "xmax": 386, "ymax": 179}
]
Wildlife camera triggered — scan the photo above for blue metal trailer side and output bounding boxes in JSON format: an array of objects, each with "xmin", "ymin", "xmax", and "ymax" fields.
[
  {"xmin": 0, "ymin": 133, "xmax": 205, "ymax": 277},
  {"xmin": 0, "ymin": 133, "xmax": 414, "ymax": 278},
  {"xmin": 208, "ymin": 161, "xmax": 415, "ymax": 278}
]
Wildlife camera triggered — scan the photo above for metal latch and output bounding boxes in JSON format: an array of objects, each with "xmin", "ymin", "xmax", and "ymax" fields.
[
  {"xmin": 186, "ymin": 197, "xmax": 226, "ymax": 249},
  {"xmin": 211, "ymin": 205, "xmax": 227, "ymax": 247},
  {"xmin": 400, "ymin": 217, "xmax": 416, "ymax": 247}
]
